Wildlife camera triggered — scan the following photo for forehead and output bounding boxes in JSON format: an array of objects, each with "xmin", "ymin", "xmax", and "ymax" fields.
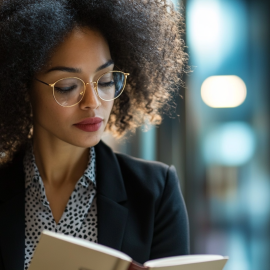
[{"xmin": 47, "ymin": 27, "xmax": 111, "ymax": 72}]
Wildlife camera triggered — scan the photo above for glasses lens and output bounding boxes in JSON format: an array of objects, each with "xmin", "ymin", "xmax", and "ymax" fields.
[
  {"xmin": 97, "ymin": 72, "xmax": 125, "ymax": 101},
  {"xmin": 54, "ymin": 78, "xmax": 84, "ymax": 107}
]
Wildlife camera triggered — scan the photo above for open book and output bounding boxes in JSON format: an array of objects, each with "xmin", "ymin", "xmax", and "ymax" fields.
[{"xmin": 28, "ymin": 230, "xmax": 228, "ymax": 270}]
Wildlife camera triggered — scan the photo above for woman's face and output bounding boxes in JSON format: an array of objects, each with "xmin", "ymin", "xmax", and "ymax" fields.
[{"xmin": 30, "ymin": 27, "xmax": 114, "ymax": 148}]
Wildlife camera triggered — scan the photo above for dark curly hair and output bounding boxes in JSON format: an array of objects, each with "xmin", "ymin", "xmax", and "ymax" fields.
[{"xmin": 0, "ymin": 0, "xmax": 187, "ymax": 163}]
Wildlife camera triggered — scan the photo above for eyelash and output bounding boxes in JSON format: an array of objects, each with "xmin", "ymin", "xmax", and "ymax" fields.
[{"xmin": 54, "ymin": 85, "xmax": 77, "ymax": 93}]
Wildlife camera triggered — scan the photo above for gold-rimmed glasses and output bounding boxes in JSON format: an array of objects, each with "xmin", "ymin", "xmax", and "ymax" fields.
[{"xmin": 35, "ymin": 71, "xmax": 129, "ymax": 107}]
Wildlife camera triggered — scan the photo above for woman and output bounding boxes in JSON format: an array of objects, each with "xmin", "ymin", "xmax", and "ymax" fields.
[{"xmin": 0, "ymin": 0, "xmax": 189, "ymax": 269}]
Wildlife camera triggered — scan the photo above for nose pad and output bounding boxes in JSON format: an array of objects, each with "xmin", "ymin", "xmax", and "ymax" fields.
[
  {"xmin": 85, "ymin": 82, "xmax": 98, "ymax": 96},
  {"xmin": 82, "ymin": 82, "xmax": 101, "ymax": 108}
]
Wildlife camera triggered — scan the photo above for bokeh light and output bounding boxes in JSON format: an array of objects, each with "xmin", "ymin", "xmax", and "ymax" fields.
[
  {"xmin": 203, "ymin": 122, "xmax": 256, "ymax": 166},
  {"xmin": 201, "ymin": 75, "xmax": 247, "ymax": 108}
]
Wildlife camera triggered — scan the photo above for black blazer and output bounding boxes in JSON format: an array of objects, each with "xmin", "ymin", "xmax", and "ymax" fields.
[{"xmin": 0, "ymin": 140, "xmax": 189, "ymax": 270}]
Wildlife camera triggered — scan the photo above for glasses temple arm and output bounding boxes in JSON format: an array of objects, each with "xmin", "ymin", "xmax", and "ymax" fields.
[{"xmin": 35, "ymin": 77, "xmax": 50, "ymax": 87}]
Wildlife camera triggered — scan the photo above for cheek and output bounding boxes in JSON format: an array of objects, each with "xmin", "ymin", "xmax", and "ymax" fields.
[
  {"xmin": 31, "ymin": 86, "xmax": 74, "ymax": 130},
  {"xmin": 101, "ymin": 100, "xmax": 114, "ymax": 122}
]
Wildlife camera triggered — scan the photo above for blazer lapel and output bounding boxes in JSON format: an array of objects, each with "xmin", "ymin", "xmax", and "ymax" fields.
[
  {"xmin": 95, "ymin": 141, "xmax": 129, "ymax": 251},
  {"xmin": 0, "ymin": 150, "xmax": 25, "ymax": 270}
]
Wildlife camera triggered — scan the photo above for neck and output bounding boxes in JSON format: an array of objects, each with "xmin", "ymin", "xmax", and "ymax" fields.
[{"xmin": 32, "ymin": 127, "xmax": 89, "ymax": 188}]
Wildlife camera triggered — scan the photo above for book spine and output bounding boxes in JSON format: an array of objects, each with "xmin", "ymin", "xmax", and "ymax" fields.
[{"xmin": 127, "ymin": 261, "xmax": 149, "ymax": 270}]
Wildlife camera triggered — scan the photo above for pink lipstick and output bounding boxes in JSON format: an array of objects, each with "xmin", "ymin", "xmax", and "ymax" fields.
[{"xmin": 74, "ymin": 117, "xmax": 103, "ymax": 132}]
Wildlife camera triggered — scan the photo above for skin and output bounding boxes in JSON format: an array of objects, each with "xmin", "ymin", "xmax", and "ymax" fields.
[{"xmin": 30, "ymin": 27, "xmax": 114, "ymax": 224}]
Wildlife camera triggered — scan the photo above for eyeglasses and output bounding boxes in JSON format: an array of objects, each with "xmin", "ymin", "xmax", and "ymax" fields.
[{"xmin": 35, "ymin": 71, "xmax": 130, "ymax": 107}]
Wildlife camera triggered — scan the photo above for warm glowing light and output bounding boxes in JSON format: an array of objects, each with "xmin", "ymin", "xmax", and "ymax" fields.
[{"xmin": 201, "ymin": 75, "xmax": 247, "ymax": 108}]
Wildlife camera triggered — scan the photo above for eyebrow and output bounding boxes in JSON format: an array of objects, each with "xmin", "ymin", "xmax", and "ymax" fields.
[
  {"xmin": 95, "ymin": 59, "xmax": 114, "ymax": 72},
  {"xmin": 45, "ymin": 59, "xmax": 114, "ymax": 74}
]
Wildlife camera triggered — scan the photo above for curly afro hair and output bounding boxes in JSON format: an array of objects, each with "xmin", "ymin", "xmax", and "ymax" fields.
[{"xmin": 0, "ymin": 0, "xmax": 187, "ymax": 163}]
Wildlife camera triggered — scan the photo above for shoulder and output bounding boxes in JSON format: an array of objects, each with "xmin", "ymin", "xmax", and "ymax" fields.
[
  {"xmin": 115, "ymin": 151, "xmax": 170, "ymax": 181},
  {"xmin": 96, "ymin": 140, "xmax": 180, "ymax": 194},
  {"xmin": 114, "ymin": 148, "xmax": 181, "ymax": 204},
  {"xmin": 0, "ymin": 148, "xmax": 25, "ymax": 203},
  {"xmin": 95, "ymin": 140, "xmax": 183, "ymax": 213}
]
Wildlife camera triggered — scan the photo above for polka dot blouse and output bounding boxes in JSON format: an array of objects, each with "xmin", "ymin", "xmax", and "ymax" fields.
[{"xmin": 24, "ymin": 145, "xmax": 98, "ymax": 270}]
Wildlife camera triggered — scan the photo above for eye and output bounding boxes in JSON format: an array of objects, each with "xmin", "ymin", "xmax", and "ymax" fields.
[
  {"xmin": 55, "ymin": 84, "xmax": 77, "ymax": 92},
  {"xmin": 98, "ymin": 81, "xmax": 115, "ymax": 87}
]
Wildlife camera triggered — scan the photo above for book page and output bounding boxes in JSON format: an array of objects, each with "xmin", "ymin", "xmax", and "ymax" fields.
[
  {"xmin": 144, "ymin": 255, "xmax": 228, "ymax": 270},
  {"xmin": 28, "ymin": 230, "xmax": 132, "ymax": 270},
  {"xmin": 43, "ymin": 230, "xmax": 131, "ymax": 261}
]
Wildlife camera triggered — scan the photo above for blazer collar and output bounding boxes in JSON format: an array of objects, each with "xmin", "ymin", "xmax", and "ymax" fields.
[
  {"xmin": 95, "ymin": 141, "xmax": 129, "ymax": 250},
  {"xmin": 0, "ymin": 140, "xmax": 129, "ymax": 269},
  {"xmin": 95, "ymin": 140, "xmax": 127, "ymax": 202}
]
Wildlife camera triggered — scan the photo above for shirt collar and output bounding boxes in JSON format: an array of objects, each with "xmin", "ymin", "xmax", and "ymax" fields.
[
  {"xmin": 23, "ymin": 144, "xmax": 96, "ymax": 190},
  {"xmin": 78, "ymin": 146, "xmax": 96, "ymax": 188}
]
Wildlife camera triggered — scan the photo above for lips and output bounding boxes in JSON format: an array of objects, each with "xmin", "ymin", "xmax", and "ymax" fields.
[
  {"xmin": 75, "ymin": 117, "xmax": 103, "ymax": 125},
  {"xmin": 74, "ymin": 117, "xmax": 103, "ymax": 132}
]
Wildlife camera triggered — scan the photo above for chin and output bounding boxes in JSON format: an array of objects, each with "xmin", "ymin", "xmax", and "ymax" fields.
[{"xmin": 67, "ymin": 134, "xmax": 102, "ymax": 149}]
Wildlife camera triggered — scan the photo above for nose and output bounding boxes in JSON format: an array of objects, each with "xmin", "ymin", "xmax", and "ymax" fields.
[{"xmin": 80, "ymin": 82, "xmax": 101, "ymax": 110}]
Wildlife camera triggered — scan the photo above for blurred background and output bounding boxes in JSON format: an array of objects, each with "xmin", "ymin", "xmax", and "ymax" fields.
[{"xmin": 102, "ymin": 0, "xmax": 270, "ymax": 269}]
